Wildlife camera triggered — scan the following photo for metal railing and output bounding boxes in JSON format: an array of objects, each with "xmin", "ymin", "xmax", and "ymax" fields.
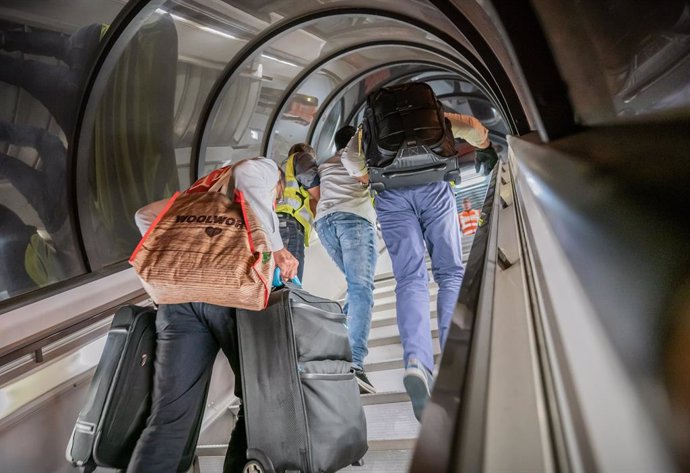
[{"xmin": 0, "ymin": 289, "xmax": 148, "ymax": 385}]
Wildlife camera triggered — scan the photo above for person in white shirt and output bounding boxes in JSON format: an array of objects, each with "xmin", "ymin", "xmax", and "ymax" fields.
[{"xmin": 315, "ymin": 126, "xmax": 378, "ymax": 394}]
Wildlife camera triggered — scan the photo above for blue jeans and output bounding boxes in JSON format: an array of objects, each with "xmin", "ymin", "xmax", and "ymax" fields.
[
  {"xmin": 315, "ymin": 212, "xmax": 377, "ymax": 370},
  {"xmin": 375, "ymin": 182, "xmax": 464, "ymax": 373},
  {"xmin": 278, "ymin": 213, "xmax": 306, "ymax": 281}
]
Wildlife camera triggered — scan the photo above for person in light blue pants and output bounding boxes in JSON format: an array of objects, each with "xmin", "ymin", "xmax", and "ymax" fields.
[
  {"xmin": 342, "ymin": 109, "xmax": 495, "ymax": 421},
  {"xmin": 374, "ymin": 181, "xmax": 464, "ymax": 370}
]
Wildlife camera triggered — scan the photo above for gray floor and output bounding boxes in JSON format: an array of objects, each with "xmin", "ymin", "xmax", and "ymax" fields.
[{"xmin": 199, "ymin": 450, "xmax": 414, "ymax": 473}]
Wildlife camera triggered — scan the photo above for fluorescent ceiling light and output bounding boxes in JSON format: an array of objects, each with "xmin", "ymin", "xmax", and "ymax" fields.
[
  {"xmin": 261, "ymin": 53, "xmax": 298, "ymax": 68},
  {"xmin": 156, "ymin": 8, "xmax": 237, "ymax": 40},
  {"xmin": 198, "ymin": 25, "xmax": 237, "ymax": 40}
]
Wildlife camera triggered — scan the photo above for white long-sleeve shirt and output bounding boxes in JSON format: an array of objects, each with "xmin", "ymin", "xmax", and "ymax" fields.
[
  {"xmin": 315, "ymin": 149, "xmax": 377, "ymax": 225},
  {"xmin": 233, "ymin": 158, "xmax": 283, "ymax": 250},
  {"xmin": 341, "ymin": 112, "xmax": 491, "ymax": 178},
  {"xmin": 134, "ymin": 157, "xmax": 284, "ymax": 251}
]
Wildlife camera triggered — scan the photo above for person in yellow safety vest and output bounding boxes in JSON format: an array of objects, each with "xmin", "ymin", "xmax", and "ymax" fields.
[
  {"xmin": 276, "ymin": 143, "xmax": 320, "ymax": 281},
  {"xmin": 458, "ymin": 198, "xmax": 481, "ymax": 236}
]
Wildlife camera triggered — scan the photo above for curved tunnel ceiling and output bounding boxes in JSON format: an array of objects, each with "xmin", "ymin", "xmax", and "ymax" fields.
[
  {"xmin": 0, "ymin": 0, "xmax": 539, "ymax": 303},
  {"xmin": 261, "ymin": 41, "xmax": 478, "ymax": 163},
  {"xmin": 0, "ymin": 0, "xmax": 545, "ymax": 301},
  {"xmin": 188, "ymin": 8, "xmax": 517, "ymax": 177}
]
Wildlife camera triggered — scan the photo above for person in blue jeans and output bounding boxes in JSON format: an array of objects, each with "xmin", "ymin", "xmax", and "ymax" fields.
[
  {"xmin": 343, "ymin": 110, "xmax": 498, "ymax": 421},
  {"xmin": 315, "ymin": 126, "xmax": 378, "ymax": 394}
]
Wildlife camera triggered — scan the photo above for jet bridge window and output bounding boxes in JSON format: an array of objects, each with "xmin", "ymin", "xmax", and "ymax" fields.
[{"xmin": 0, "ymin": 0, "xmax": 125, "ymax": 303}]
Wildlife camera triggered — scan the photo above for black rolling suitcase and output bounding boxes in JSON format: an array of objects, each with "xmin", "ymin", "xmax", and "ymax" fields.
[
  {"xmin": 66, "ymin": 305, "xmax": 204, "ymax": 472},
  {"xmin": 237, "ymin": 286, "xmax": 368, "ymax": 473}
]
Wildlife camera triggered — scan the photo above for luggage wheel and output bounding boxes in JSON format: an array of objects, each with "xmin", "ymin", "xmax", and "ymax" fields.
[
  {"xmin": 243, "ymin": 460, "xmax": 266, "ymax": 473},
  {"xmin": 351, "ymin": 458, "xmax": 365, "ymax": 467}
]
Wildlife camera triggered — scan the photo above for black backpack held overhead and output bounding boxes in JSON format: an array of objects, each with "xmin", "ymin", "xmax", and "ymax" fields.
[{"xmin": 363, "ymin": 82, "xmax": 459, "ymax": 192}]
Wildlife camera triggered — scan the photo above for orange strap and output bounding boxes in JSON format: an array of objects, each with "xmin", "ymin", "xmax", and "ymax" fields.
[{"xmin": 129, "ymin": 192, "xmax": 180, "ymax": 263}]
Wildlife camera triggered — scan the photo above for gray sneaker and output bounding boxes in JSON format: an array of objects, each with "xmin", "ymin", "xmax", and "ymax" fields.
[
  {"xmin": 403, "ymin": 358, "xmax": 433, "ymax": 422},
  {"xmin": 354, "ymin": 368, "xmax": 377, "ymax": 394}
]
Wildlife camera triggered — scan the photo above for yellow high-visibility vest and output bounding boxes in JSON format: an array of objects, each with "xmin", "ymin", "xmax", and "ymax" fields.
[{"xmin": 276, "ymin": 153, "xmax": 313, "ymax": 246}]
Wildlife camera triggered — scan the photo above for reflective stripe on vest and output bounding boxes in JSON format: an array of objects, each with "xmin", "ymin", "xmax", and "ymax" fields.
[
  {"xmin": 459, "ymin": 210, "xmax": 480, "ymax": 235},
  {"xmin": 275, "ymin": 154, "xmax": 313, "ymax": 246}
]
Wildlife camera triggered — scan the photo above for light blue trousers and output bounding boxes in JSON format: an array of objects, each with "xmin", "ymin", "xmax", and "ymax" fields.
[{"xmin": 375, "ymin": 182, "xmax": 464, "ymax": 372}]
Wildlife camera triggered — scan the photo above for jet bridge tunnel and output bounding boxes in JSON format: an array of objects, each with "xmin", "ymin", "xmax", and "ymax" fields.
[{"xmin": 0, "ymin": 1, "xmax": 689, "ymax": 472}]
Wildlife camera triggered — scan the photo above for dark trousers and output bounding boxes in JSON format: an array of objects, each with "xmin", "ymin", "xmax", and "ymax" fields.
[
  {"xmin": 128, "ymin": 303, "xmax": 247, "ymax": 473},
  {"xmin": 278, "ymin": 213, "xmax": 306, "ymax": 281}
]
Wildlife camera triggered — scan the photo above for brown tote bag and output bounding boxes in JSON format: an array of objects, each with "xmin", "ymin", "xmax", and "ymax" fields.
[{"xmin": 129, "ymin": 167, "xmax": 274, "ymax": 310}]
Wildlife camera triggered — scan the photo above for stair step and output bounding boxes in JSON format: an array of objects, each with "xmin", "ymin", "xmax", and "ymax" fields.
[
  {"xmin": 371, "ymin": 308, "xmax": 437, "ymax": 329},
  {"xmin": 365, "ymin": 401, "xmax": 419, "ymax": 442},
  {"xmin": 368, "ymin": 438, "xmax": 417, "ymax": 451},
  {"xmin": 196, "ymin": 449, "xmax": 415, "ymax": 473},
  {"xmin": 339, "ymin": 449, "xmax": 413, "ymax": 472},
  {"xmin": 367, "ymin": 353, "xmax": 441, "ymax": 373},
  {"xmin": 374, "ymin": 273, "xmax": 397, "ymax": 284},
  {"xmin": 373, "ymin": 298, "xmax": 435, "ymax": 313},
  {"xmin": 197, "ymin": 456, "xmax": 225, "ymax": 473},
  {"xmin": 371, "ymin": 277, "xmax": 397, "ymax": 291},
  {"xmin": 372, "ymin": 292, "xmax": 437, "ymax": 312},
  {"xmin": 365, "ymin": 367, "xmax": 405, "ymax": 392},
  {"xmin": 364, "ymin": 354, "xmax": 441, "ymax": 376},
  {"xmin": 369, "ymin": 318, "xmax": 439, "ymax": 347},
  {"xmin": 366, "ymin": 340, "xmax": 440, "ymax": 366},
  {"xmin": 373, "ymin": 283, "xmax": 396, "ymax": 294},
  {"xmin": 196, "ymin": 402, "xmax": 420, "ymax": 467},
  {"xmin": 361, "ymin": 391, "xmax": 409, "ymax": 406},
  {"xmin": 339, "ymin": 286, "xmax": 437, "ymax": 308}
]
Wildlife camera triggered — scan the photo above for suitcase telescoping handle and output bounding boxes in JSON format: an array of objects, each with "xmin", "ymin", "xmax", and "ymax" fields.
[{"xmin": 272, "ymin": 268, "xmax": 302, "ymax": 289}]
